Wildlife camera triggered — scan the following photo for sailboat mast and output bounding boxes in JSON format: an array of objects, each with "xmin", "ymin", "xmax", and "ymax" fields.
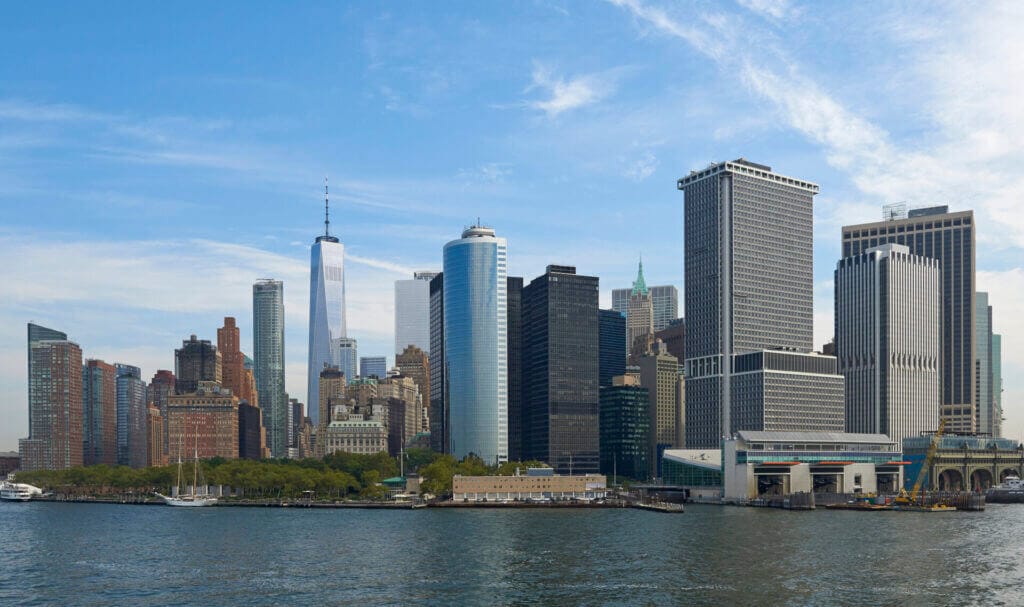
[{"xmin": 193, "ymin": 419, "xmax": 199, "ymax": 496}]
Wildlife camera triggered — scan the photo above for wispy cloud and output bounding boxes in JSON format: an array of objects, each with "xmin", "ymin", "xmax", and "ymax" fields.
[
  {"xmin": 525, "ymin": 63, "xmax": 621, "ymax": 116},
  {"xmin": 736, "ymin": 0, "xmax": 793, "ymax": 20}
]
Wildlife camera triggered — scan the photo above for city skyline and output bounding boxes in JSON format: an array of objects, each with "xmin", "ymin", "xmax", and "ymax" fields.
[{"xmin": 2, "ymin": 2, "xmax": 1023, "ymax": 451}]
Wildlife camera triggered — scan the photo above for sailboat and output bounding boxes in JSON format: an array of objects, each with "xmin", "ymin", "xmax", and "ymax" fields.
[{"xmin": 156, "ymin": 420, "xmax": 218, "ymax": 507}]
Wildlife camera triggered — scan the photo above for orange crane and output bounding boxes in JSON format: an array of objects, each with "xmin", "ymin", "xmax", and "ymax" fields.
[{"xmin": 895, "ymin": 418, "xmax": 948, "ymax": 507}]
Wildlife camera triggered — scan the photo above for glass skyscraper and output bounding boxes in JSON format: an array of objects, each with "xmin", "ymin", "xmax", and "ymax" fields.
[
  {"xmin": 360, "ymin": 356, "xmax": 387, "ymax": 379},
  {"xmin": 307, "ymin": 196, "xmax": 346, "ymax": 427},
  {"xmin": 332, "ymin": 336, "xmax": 358, "ymax": 382},
  {"xmin": 254, "ymin": 279, "xmax": 287, "ymax": 457},
  {"xmin": 394, "ymin": 271, "xmax": 438, "ymax": 356},
  {"xmin": 115, "ymin": 363, "xmax": 147, "ymax": 468},
  {"xmin": 443, "ymin": 225, "xmax": 508, "ymax": 464},
  {"xmin": 599, "ymin": 309, "xmax": 626, "ymax": 387}
]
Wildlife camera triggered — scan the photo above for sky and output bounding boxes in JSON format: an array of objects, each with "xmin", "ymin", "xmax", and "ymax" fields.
[{"xmin": 3, "ymin": 1, "xmax": 1023, "ymax": 451}]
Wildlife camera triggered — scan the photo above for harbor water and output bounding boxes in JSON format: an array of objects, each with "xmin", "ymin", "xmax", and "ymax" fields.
[{"xmin": 2, "ymin": 501, "xmax": 1023, "ymax": 606}]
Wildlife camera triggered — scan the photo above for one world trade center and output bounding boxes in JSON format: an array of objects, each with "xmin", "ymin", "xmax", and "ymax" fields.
[{"xmin": 307, "ymin": 180, "xmax": 346, "ymax": 426}]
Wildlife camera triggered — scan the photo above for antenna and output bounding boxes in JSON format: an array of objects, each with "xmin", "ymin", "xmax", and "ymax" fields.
[{"xmin": 324, "ymin": 177, "xmax": 330, "ymax": 237}]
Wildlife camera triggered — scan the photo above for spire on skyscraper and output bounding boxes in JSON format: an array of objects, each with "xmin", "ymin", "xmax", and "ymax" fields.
[
  {"xmin": 324, "ymin": 176, "xmax": 330, "ymax": 238},
  {"xmin": 631, "ymin": 256, "xmax": 648, "ymax": 296}
]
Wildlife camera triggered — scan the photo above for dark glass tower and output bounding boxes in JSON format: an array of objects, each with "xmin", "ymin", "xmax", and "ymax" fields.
[
  {"xmin": 522, "ymin": 265, "xmax": 599, "ymax": 473},
  {"xmin": 428, "ymin": 272, "xmax": 446, "ymax": 453},
  {"xmin": 598, "ymin": 309, "xmax": 626, "ymax": 388},
  {"xmin": 506, "ymin": 276, "xmax": 524, "ymax": 461},
  {"xmin": 599, "ymin": 382, "xmax": 650, "ymax": 481}
]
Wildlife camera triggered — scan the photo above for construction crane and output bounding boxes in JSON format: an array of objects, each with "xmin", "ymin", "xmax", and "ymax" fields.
[{"xmin": 896, "ymin": 418, "xmax": 947, "ymax": 506}]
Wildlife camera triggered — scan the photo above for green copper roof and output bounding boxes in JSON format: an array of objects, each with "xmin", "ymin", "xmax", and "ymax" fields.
[{"xmin": 631, "ymin": 257, "xmax": 648, "ymax": 296}]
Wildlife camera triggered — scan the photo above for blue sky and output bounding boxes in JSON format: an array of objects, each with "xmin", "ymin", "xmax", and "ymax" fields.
[{"xmin": 3, "ymin": 1, "xmax": 1023, "ymax": 450}]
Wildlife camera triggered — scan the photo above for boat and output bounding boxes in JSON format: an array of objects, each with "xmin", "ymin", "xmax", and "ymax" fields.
[
  {"xmin": 0, "ymin": 480, "xmax": 42, "ymax": 502},
  {"xmin": 986, "ymin": 475, "xmax": 1024, "ymax": 503},
  {"xmin": 156, "ymin": 420, "xmax": 218, "ymax": 507}
]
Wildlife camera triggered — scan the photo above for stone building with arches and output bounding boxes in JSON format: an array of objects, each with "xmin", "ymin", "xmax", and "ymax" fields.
[{"xmin": 903, "ymin": 434, "xmax": 1024, "ymax": 491}]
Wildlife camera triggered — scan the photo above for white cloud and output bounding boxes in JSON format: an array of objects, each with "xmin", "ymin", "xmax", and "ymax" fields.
[
  {"xmin": 526, "ymin": 64, "xmax": 620, "ymax": 116},
  {"xmin": 623, "ymin": 150, "xmax": 659, "ymax": 182},
  {"xmin": 736, "ymin": 0, "xmax": 793, "ymax": 20}
]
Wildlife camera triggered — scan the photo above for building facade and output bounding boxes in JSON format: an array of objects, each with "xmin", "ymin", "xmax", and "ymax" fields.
[
  {"xmin": 625, "ymin": 260, "xmax": 654, "ymax": 360},
  {"xmin": 599, "ymin": 375, "xmax": 650, "ymax": 481},
  {"xmin": 506, "ymin": 276, "xmax": 524, "ymax": 461},
  {"xmin": 359, "ymin": 356, "xmax": 387, "ymax": 379},
  {"xmin": 598, "ymin": 309, "xmax": 626, "ymax": 388},
  {"xmin": 308, "ymin": 195, "xmax": 347, "ymax": 428},
  {"xmin": 27, "ymin": 323, "xmax": 67, "ymax": 438},
  {"xmin": 82, "ymin": 359, "xmax": 118, "ymax": 466},
  {"xmin": 654, "ymin": 319, "xmax": 685, "ymax": 364},
  {"xmin": 396, "ymin": 346, "xmax": 430, "ymax": 433},
  {"xmin": 842, "ymin": 207, "xmax": 976, "ymax": 435},
  {"xmin": 428, "ymin": 272, "xmax": 446, "ymax": 453},
  {"xmin": 238, "ymin": 401, "xmax": 266, "ymax": 460},
  {"xmin": 443, "ymin": 225, "xmax": 508, "ymax": 464},
  {"xmin": 147, "ymin": 405, "xmax": 167, "ymax": 467},
  {"xmin": 613, "ymin": 283, "xmax": 679, "ymax": 333},
  {"xmin": 253, "ymin": 279, "xmax": 287, "ymax": 457},
  {"xmin": 637, "ymin": 344, "xmax": 684, "ymax": 477},
  {"xmin": 317, "ymin": 367, "xmax": 347, "ymax": 433},
  {"xmin": 522, "ymin": 265, "xmax": 600, "ymax": 473},
  {"xmin": 174, "ymin": 335, "xmax": 221, "ymax": 395},
  {"xmin": 452, "ymin": 469, "xmax": 608, "ymax": 502},
  {"xmin": 835, "ymin": 244, "xmax": 941, "ymax": 443},
  {"xmin": 20, "ymin": 338, "xmax": 83, "ymax": 472},
  {"xmin": 147, "ymin": 370, "xmax": 175, "ymax": 458},
  {"xmin": 903, "ymin": 434, "xmax": 1022, "ymax": 491},
  {"xmin": 319, "ymin": 401, "xmax": 389, "ymax": 456},
  {"xmin": 731, "ymin": 350, "xmax": 845, "ymax": 433},
  {"xmin": 167, "ymin": 383, "xmax": 240, "ymax": 460},
  {"xmin": 975, "ymin": 292, "xmax": 998, "ymax": 436},
  {"xmin": 115, "ymin": 363, "xmax": 148, "ymax": 468},
  {"xmin": 678, "ymin": 159, "xmax": 820, "ymax": 448},
  {"xmin": 219, "ymin": 317, "xmax": 258, "ymax": 405},
  {"xmin": 394, "ymin": 271, "xmax": 438, "ymax": 356}
]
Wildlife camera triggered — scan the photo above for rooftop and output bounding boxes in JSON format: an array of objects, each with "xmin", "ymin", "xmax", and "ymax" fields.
[
  {"xmin": 663, "ymin": 449, "xmax": 721, "ymax": 469},
  {"xmin": 736, "ymin": 431, "xmax": 896, "ymax": 445}
]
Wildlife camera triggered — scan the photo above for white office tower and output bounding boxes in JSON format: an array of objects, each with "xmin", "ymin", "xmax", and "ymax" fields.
[
  {"xmin": 307, "ymin": 182, "xmax": 346, "ymax": 426},
  {"xmin": 835, "ymin": 244, "xmax": 941, "ymax": 443},
  {"xmin": 394, "ymin": 272, "xmax": 439, "ymax": 356}
]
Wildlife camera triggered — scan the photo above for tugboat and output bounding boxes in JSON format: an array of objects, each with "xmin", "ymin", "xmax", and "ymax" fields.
[{"xmin": 986, "ymin": 475, "xmax": 1024, "ymax": 504}]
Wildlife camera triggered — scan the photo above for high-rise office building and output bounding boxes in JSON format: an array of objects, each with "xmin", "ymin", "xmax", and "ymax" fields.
[
  {"xmin": 115, "ymin": 364, "xmax": 147, "ymax": 469},
  {"xmin": 506, "ymin": 276, "xmax": 524, "ymax": 461},
  {"xmin": 167, "ymin": 382, "xmax": 240, "ymax": 460},
  {"xmin": 613, "ymin": 283, "xmax": 679, "ymax": 333},
  {"xmin": 835, "ymin": 244, "xmax": 941, "ymax": 443},
  {"xmin": 993, "ymin": 333, "xmax": 1003, "ymax": 438},
  {"xmin": 842, "ymin": 207, "xmax": 976, "ymax": 435},
  {"xmin": 522, "ymin": 265, "xmax": 600, "ymax": 473},
  {"xmin": 253, "ymin": 279, "xmax": 287, "ymax": 457},
  {"xmin": 218, "ymin": 317, "xmax": 257, "ymax": 405},
  {"xmin": 443, "ymin": 225, "xmax": 508, "ymax": 464},
  {"xmin": 82, "ymin": 359, "xmax": 117, "ymax": 466},
  {"xmin": 20, "ymin": 338, "xmax": 83, "ymax": 471},
  {"xmin": 317, "ymin": 366, "xmax": 347, "ymax": 430},
  {"xmin": 598, "ymin": 309, "xmax": 626, "ymax": 388},
  {"xmin": 27, "ymin": 323, "xmax": 67, "ymax": 435},
  {"xmin": 396, "ymin": 345, "xmax": 430, "ymax": 432},
  {"xmin": 975, "ymin": 292, "xmax": 997, "ymax": 436},
  {"xmin": 238, "ymin": 401, "xmax": 266, "ymax": 460},
  {"xmin": 331, "ymin": 337, "xmax": 358, "ymax": 385},
  {"xmin": 174, "ymin": 335, "xmax": 222, "ymax": 394},
  {"xmin": 625, "ymin": 260, "xmax": 654, "ymax": 360},
  {"xmin": 360, "ymin": 356, "xmax": 387, "ymax": 379},
  {"xmin": 654, "ymin": 318, "xmax": 685, "ymax": 363},
  {"xmin": 678, "ymin": 159, "xmax": 822, "ymax": 448},
  {"xmin": 637, "ymin": 343, "xmax": 684, "ymax": 477},
  {"xmin": 394, "ymin": 272, "xmax": 439, "ymax": 356},
  {"xmin": 599, "ymin": 374, "xmax": 650, "ymax": 481},
  {"xmin": 146, "ymin": 405, "xmax": 166, "ymax": 467},
  {"xmin": 428, "ymin": 272, "xmax": 446, "ymax": 453},
  {"xmin": 308, "ymin": 184, "xmax": 347, "ymax": 428},
  {"xmin": 147, "ymin": 370, "xmax": 175, "ymax": 457}
]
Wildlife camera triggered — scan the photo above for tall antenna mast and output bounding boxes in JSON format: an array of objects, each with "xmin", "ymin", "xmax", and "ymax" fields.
[{"xmin": 324, "ymin": 176, "xmax": 330, "ymax": 237}]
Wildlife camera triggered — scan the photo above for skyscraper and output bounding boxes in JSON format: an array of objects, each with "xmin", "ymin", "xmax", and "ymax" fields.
[
  {"xmin": 506, "ymin": 276, "xmax": 524, "ymax": 461},
  {"xmin": 254, "ymin": 279, "xmax": 287, "ymax": 457},
  {"xmin": 975, "ymin": 292, "xmax": 996, "ymax": 436},
  {"xmin": 308, "ymin": 183, "xmax": 347, "ymax": 427},
  {"xmin": 174, "ymin": 335, "xmax": 222, "ymax": 394},
  {"xmin": 394, "ymin": 271, "xmax": 439, "ymax": 356},
  {"xmin": 522, "ymin": 265, "xmax": 600, "ymax": 473},
  {"xmin": 20, "ymin": 338, "xmax": 83, "ymax": 472},
  {"xmin": 428, "ymin": 272, "xmax": 446, "ymax": 453},
  {"xmin": 835, "ymin": 244, "xmax": 941, "ymax": 443},
  {"xmin": 637, "ymin": 343, "xmax": 683, "ymax": 477},
  {"xmin": 147, "ymin": 370, "xmax": 175, "ymax": 457},
  {"xmin": 219, "ymin": 317, "xmax": 257, "ymax": 404},
  {"xmin": 27, "ymin": 323, "xmax": 67, "ymax": 434},
  {"xmin": 613, "ymin": 283, "xmax": 679, "ymax": 332},
  {"xmin": 115, "ymin": 364, "xmax": 147, "ymax": 469},
  {"xmin": 360, "ymin": 356, "xmax": 387, "ymax": 379},
  {"xmin": 443, "ymin": 225, "xmax": 508, "ymax": 463},
  {"xmin": 396, "ymin": 345, "xmax": 430, "ymax": 432},
  {"xmin": 678, "ymin": 159, "xmax": 823, "ymax": 448},
  {"xmin": 993, "ymin": 333, "xmax": 1003, "ymax": 438},
  {"xmin": 598, "ymin": 309, "xmax": 626, "ymax": 388},
  {"xmin": 82, "ymin": 359, "xmax": 117, "ymax": 466},
  {"xmin": 625, "ymin": 260, "xmax": 654, "ymax": 360},
  {"xmin": 599, "ymin": 374, "xmax": 650, "ymax": 481},
  {"xmin": 317, "ymin": 366, "xmax": 347, "ymax": 431},
  {"xmin": 842, "ymin": 207, "xmax": 976, "ymax": 435}
]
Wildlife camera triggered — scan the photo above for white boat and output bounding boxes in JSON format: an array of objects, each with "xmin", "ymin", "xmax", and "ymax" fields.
[
  {"xmin": 986, "ymin": 475, "xmax": 1024, "ymax": 503},
  {"xmin": 0, "ymin": 481, "xmax": 42, "ymax": 502},
  {"xmin": 156, "ymin": 420, "xmax": 217, "ymax": 507}
]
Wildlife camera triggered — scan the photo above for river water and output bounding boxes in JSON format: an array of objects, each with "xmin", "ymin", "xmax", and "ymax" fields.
[{"xmin": 1, "ymin": 502, "xmax": 1022, "ymax": 606}]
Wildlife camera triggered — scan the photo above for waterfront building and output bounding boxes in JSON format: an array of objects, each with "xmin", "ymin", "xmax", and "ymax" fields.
[
  {"xmin": 319, "ymin": 401, "xmax": 388, "ymax": 456},
  {"xmin": 360, "ymin": 356, "xmax": 387, "ymax": 379},
  {"xmin": 613, "ymin": 283, "xmax": 678, "ymax": 333},
  {"xmin": 308, "ymin": 185, "xmax": 347, "ymax": 428},
  {"xmin": 599, "ymin": 374, "xmax": 650, "ymax": 481},
  {"xmin": 0, "ymin": 452, "xmax": 20, "ymax": 477},
  {"xmin": 443, "ymin": 224, "xmax": 508, "ymax": 464},
  {"xmin": 146, "ymin": 405, "xmax": 167, "ymax": 467},
  {"xmin": 317, "ymin": 366, "xmax": 347, "ymax": 433},
  {"xmin": 903, "ymin": 434, "xmax": 1022, "ymax": 491},
  {"xmin": 396, "ymin": 346, "xmax": 430, "ymax": 433},
  {"xmin": 661, "ymin": 449, "xmax": 723, "ymax": 499},
  {"xmin": 730, "ymin": 350, "xmax": 845, "ymax": 433},
  {"xmin": 678, "ymin": 159, "xmax": 821, "ymax": 448},
  {"xmin": 375, "ymin": 376, "xmax": 423, "ymax": 453},
  {"xmin": 394, "ymin": 271, "xmax": 439, "ymax": 356},
  {"xmin": 653, "ymin": 318, "xmax": 685, "ymax": 364},
  {"xmin": 147, "ymin": 370, "xmax": 175, "ymax": 457},
  {"xmin": 842, "ymin": 206, "xmax": 977, "ymax": 435},
  {"xmin": 835, "ymin": 244, "xmax": 941, "ymax": 443},
  {"xmin": 637, "ymin": 343, "xmax": 684, "ymax": 477},
  {"xmin": 452, "ymin": 468, "xmax": 608, "ymax": 502},
  {"xmin": 723, "ymin": 431, "xmax": 903, "ymax": 499},
  {"xmin": 19, "ymin": 338, "xmax": 83, "ymax": 472},
  {"xmin": 115, "ymin": 364, "xmax": 148, "ymax": 468},
  {"xmin": 82, "ymin": 359, "xmax": 117, "ymax": 466},
  {"xmin": 166, "ymin": 382, "xmax": 239, "ymax": 460},
  {"xmin": 507, "ymin": 276, "xmax": 524, "ymax": 461},
  {"xmin": 27, "ymin": 323, "xmax": 67, "ymax": 437},
  {"xmin": 253, "ymin": 279, "xmax": 287, "ymax": 457},
  {"xmin": 624, "ymin": 260, "xmax": 654, "ymax": 360},
  {"xmin": 238, "ymin": 401, "xmax": 266, "ymax": 460},
  {"xmin": 598, "ymin": 309, "xmax": 626, "ymax": 388},
  {"xmin": 522, "ymin": 265, "xmax": 600, "ymax": 474},
  {"xmin": 174, "ymin": 335, "xmax": 221, "ymax": 395},
  {"xmin": 428, "ymin": 272, "xmax": 446, "ymax": 453},
  {"xmin": 975, "ymin": 292, "xmax": 998, "ymax": 436}
]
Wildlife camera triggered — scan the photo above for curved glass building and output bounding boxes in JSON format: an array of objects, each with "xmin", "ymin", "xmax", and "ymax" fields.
[{"xmin": 443, "ymin": 225, "xmax": 508, "ymax": 464}]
